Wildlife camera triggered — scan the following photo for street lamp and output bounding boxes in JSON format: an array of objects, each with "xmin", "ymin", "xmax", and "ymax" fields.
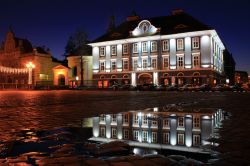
[{"xmin": 26, "ymin": 62, "xmax": 35, "ymax": 85}]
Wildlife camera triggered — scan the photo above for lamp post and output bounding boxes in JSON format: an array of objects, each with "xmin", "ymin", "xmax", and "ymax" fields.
[{"xmin": 26, "ymin": 62, "xmax": 35, "ymax": 85}]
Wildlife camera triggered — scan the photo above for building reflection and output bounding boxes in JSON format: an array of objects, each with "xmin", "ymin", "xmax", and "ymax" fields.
[{"xmin": 89, "ymin": 107, "xmax": 224, "ymax": 153}]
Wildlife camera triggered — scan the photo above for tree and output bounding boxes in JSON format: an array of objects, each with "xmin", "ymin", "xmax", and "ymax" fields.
[{"xmin": 64, "ymin": 29, "xmax": 91, "ymax": 86}]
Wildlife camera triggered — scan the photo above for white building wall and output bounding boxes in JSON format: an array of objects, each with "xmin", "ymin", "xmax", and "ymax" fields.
[
  {"xmin": 92, "ymin": 47, "xmax": 99, "ymax": 72},
  {"xmin": 200, "ymin": 35, "xmax": 212, "ymax": 67},
  {"xmin": 184, "ymin": 37, "xmax": 192, "ymax": 68},
  {"xmin": 170, "ymin": 39, "xmax": 176, "ymax": 69}
]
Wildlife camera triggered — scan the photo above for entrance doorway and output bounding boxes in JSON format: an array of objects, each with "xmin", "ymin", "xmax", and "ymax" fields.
[
  {"xmin": 58, "ymin": 74, "xmax": 65, "ymax": 86},
  {"xmin": 138, "ymin": 73, "xmax": 152, "ymax": 85}
]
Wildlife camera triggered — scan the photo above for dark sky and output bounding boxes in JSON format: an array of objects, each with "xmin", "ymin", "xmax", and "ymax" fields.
[{"xmin": 0, "ymin": 0, "xmax": 249, "ymax": 73}]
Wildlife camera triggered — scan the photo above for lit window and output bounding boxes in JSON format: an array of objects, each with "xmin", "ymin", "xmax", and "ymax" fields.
[
  {"xmin": 177, "ymin": 133, "xmax": 185, "ymax": 145},
  {"xmin": 134, "ymin": 114, "xmax": 139, "ymax": 124},
  {"xmin": 177, "ymin": 39, "xmax": 184, "ymax": 50},
  {"xmin": 143, "ymin": 115, "xmax": 148, "ymax": 125},
  {"xmin": 193, "ymin": 117, "xmax": 200, "ymax": 128},
  {"xmin": 111, "ymin": 127, "xmax": 117, "ymax": 138},
  {"xmin": 162, "ymin": 40, "xmax": 169, "ymax": 51},
  {"xmin": 152, "ymin": 132, "xmax": 157, "ymax": 143},
  {"xmin": 99, "ymin": 114, "xmax": 105, "ymax": 123},
  {"xmin": 142, "ymin": 59, "xmax": 147, "ymax": 69},
  {"xmin": 177, "ymin": 56, "xmax": 184, "ymax": 69},
  {"xmin": 193, "ymin": 54, "xmax": 200, "ymax": 68},
  {"xmin": 100, "ymin": 47, "xmax": 105, "ymax": 56},
  {"xmin": 152, "ymin": 115, "xmax": 157, "ymax": 126},
  {"xmin": 193, "ymin": 134, "xmax": 200, "ymax": 146},
  {"xmin": 111, "ymin": 114, "xmax": 117, "ymax": 123},
  {"xmin": 111, "ymin": 61, "xmax": 116, "ymax": 71},
  {"xmin": 133, "ymin": 130, "xmax": 139, "ymax": 141},
  {"xmin": 100, "ymin": 61, "xmax": 105, "ymax": 72},
  {"xmin": 123, "ymin": 59, "xmax": 129, "ymax": 70},
  {"xmin": 163, "ymin": 57, "xmax": 169, "ymax": 69},
  {"xmin": 111, "ymin": 45, "xmax": 117, "ymax": 55},
  {"xmin": 178, "ymin": 117, "xmax": 184, "ymax": 127},
  {"xmin": 133, "ymin": 43, "xmax": 138, "ymax": 53},
  {"xmin": 163, "ymin": 132, "xmax": 169, "ymax": 144},
  {"xmin": 142, "ymin": 42, "xmax": 147, "ymax": 52},
  {"xmin": 192, "ymin": 37, "xmax": 200, "ymax": 49},
  {"xmin": 151, "ymin": 58, "xmax": 157, "ymax": 69},
  {"xmin": 123, "ymin": 129, "xmax": 129, "ymax": 139},
  {"xmin": 142, "ymin": 130, "xmax": 148, "ymax": 142},
  {"xmin": 100, "ymin": 126, "xmax": 106, "ymax": 137},
  {"xmin": 123, "ymin": 114, "xmax": 129, "ymax": 124},
  {"xmin": 133, "ymin": 59, "xmax": 138, "ymax": 70},
  {"xmin": 163, "ymin": 119, "xmax": 169, "ymax": 128},
  {"xmin": 123, "ymin": 44, "xmax": 128, "ymax": 54},
  {"xmin": 151, "ymin": 41, "xmax": 157, "ymax": 52}
]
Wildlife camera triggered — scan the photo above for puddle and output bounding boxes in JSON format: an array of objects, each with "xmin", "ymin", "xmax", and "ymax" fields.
[{"xmin": 0, "ymin": 104, "xmax": 227, "ymax": 165}]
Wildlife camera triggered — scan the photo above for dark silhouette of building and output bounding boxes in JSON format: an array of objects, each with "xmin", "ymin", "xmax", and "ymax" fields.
[
  {"xmin": 223, "ymin": 49, "xmax": 235, "ymax": 85},
  {"xmin": 235, "ymin": 71, "xmax": 249, "ymax": 84}
]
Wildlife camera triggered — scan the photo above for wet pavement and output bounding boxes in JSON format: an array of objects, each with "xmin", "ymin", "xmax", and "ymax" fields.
[{"xmin": 0, "ymin": 90, "xmax": 250, "ymax": 165}]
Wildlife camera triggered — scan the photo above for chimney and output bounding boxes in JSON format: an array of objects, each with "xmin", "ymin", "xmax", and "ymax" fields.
[
  {"xmin": 172, "ymin": 9, "xmax": 184, "ymax": 15},
  {"xmin": 127, "ymin": 10, "xmax": 140, "ymax": 22}
]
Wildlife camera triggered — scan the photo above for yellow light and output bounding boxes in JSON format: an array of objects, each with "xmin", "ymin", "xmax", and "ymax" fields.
[{"xmin": 26, "ymin": 62, "xmax": 35, "ymax": 68}]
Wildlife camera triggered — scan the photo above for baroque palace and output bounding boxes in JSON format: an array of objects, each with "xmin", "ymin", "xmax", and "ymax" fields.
[{"xmin": 89, "ymin": 10, "xmax": 226, "ymax": 88}]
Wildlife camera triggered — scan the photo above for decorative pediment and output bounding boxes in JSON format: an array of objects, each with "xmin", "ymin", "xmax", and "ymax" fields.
[{"xmin": 131, "ymin": 20, "xmax": 159, "ymax": 37}]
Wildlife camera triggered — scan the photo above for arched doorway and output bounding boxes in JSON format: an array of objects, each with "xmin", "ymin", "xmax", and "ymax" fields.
[
  {"xmin": 162, "ymin": 73, "xmax": 171, "ymax": 86},
  {"xmin": 192, "ymin": 72, "xmax": 201, "ymax": 85},
  {"xmin": 138, "ymin": 73, "xmax": 152, "ymax": 85},
  {"xmin": 177, "ymin": 72, "xmax": 185, "ymax": 86},
  {"xmin": 58, "ymin": 74, "xmax": 65, "ymax": 86},
  {"xmin": 110, "ymin": 75, "xmax": 118, "ymax": 86}
]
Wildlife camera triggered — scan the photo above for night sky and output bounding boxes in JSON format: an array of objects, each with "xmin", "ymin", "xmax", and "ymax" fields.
[{"xmin": 0, "ymin": 0, "xmax": 249, "ymax": 73}]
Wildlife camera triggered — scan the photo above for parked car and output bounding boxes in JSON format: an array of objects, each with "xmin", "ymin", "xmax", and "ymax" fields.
[
  {"xmin": 166, "ymin": 85, "xmax": 179, "ymax": 91},
  {"xmin": 178, "ymin": 84, "xmax": 195, "ymax": 91},
  {"xmin": 136, "ymin": 83, "xmax": 157, "ymax": 91},
  {"xmin": 121, "ymin": 84, "xmax": 136, "ymax": 91},
  {"xmin": 230, "ymin": 84, "xmax": 245, "ymax": 92},
  {"xmin": 195, "ymin": 84, "xmax": 211, "ymax": 91},
  {"xmin": 155, "ymin": 84, "xmax": 168, "ymax": 91},
  {"xmin": 211, "ymin": 84, "xmax": 230, "ymax": 92}
]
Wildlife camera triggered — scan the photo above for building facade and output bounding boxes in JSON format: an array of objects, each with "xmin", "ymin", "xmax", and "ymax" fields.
[
  {"xmin": 0, "ymin": 28, "xmax": 63, "ymax": 86},
  {"xmin": 89, "ymin": 10, "xmax": 225, "ymax": 88},
  {"xmin": 90, "ymin": 108, "xmax": 224, "ymax": 152}
]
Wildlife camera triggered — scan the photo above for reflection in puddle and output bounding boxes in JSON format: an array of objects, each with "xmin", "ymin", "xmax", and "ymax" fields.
[{"xmin": 88, "ymin": 106, "xmax": 224, "ymax": 161}]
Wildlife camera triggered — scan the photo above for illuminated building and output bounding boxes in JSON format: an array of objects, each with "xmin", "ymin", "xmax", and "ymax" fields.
[
  {"xmin": 89, "ymin": 10, "xmax": 226, "ymax": 88},
  {"xmin": 0, "ymin": 28, "xmax": 63, "ymax": 86},
  {"xmin": 90, "ymin": 107, "xmax": 224, "ymax": 153}
]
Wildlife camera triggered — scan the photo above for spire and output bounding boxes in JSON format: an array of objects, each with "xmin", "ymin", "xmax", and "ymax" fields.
[{"xmin": 107, "ymin": 13, "xmax": 115, "ymax": 33}]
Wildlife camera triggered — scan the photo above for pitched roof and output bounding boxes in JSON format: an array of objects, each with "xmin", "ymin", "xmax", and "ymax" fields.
[
  {"xmin": 14, "ymin": 37, "xmax": 33, "ymax": 53},
  {"xmin": 92, "ymin": 12, "xmax": 212, "ymax": 43}
]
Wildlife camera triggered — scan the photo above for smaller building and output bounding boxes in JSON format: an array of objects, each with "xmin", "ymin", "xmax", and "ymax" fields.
[
  {"xmin": 53, "ymin": 65, "xmax": 69, "ymax": 86},
  {"xmin": 235, "ymin": 71, "xmax": 249, "ymax": 84}
]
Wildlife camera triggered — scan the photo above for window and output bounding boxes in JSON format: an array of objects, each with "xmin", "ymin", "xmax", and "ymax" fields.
[
  {"xmin": 178, "ymin": 117, "xmax": 184, "ymax": 127},
  {"xmin": 133, "ymin": 59, "xmax": 138, "ymax": 70},
  {"xmin": 163, "ymin": 57, "xmax": 169, "ymax": 69},
  {"xmin": 193, "ymin": 54, "xmax": 200, "ymax": 68},
  {"xmin": 142, "ymin": 42, "xmax": 147, "ymax": 52},
  {"xmin": 100, "ymin": 61, "xmax": 105, "ymax": 72},
  {"xmin": 111, "ymin": 45, "xmax": 117, "ymax": 55},
  {"xmin": 111, "ymin": 114, "xmax": 117, "ymax": 123},
  {"xmin": 133, "ymin": 130, "xmax": 139, "ymax": 141},
  {"xmin": 177, "ymin": 56, "xmax": 184, "ymax": 69},
  {"xmin": 162, "ymin": 40, "xmax": 169, "ymax": 51},
  {"xmin": 100, "ymin": 126, "xmax": 106, "ymax": 137},
  {"xmin": 152, "ymin": 132, "xmax": 157, "ymax": 143},
  {"xmin": 100, "ymin": 47, "xmax": 105, "ymax": 56},
  {"xmin": 123, "ymin": 44, "xmax": 128, "ymax": 54},
  {"xmin": 163, "ymin": 119, "xmax": 169, "ymax": 128},
  {"xmin": 134, "ymin": 114, "xmax": 139, "ymax": 124},
  {"xmin": 152, "ymin": 115, "xmax": 157, "ymax": 126},
  {"xmin": 39, "ymin": 74, "xmax": 48, "ymax": 80},
  {"xmin": 177, "ymin": 133, "xmax": 185, "ymax": 145},
  {"xmin": 133, "ymin": 43, "xmax": 138, "ymax": 53},
  {"xmin": 111, "ymin": 127, "xmax": 117, "ymax": 138},
  {"xmin": 151, "ymin": 58, "xmax": 157, "ymax": 69},
  {"xmin": 123, "ymin": 59, "xmax": 129, "ymax": 70},
  {"xmin": 123, "ymin": 129, "xmax": 129, "ymax": 139},
  {"xmin": 193, "ymin": 134, "xmax": 200, "ymax": 146},
  {"xmin": 142, "ymin": 59, "xmax": 147, "ymax": 69},
  {"xmin": 142, "ymin": 131, "xmax": 148, "ymax": 142},
  {"xmin": 123, "ymin": 114, "xmax": 129, "ymax": 124},
  {"xmin": 193, "ymin": 117, "xmax": 200, "ymax": 128},
  {"xmin": 151, "ymin": 41, "xmax": 157, "ymax": 52},
  {"xmin": 143, "ymin": 115, "xmax": 148, "ymax": 125},
  {"xmin": 192, "ymin": 37, "xmax": 200, "ymax": 49},
  {"xmin": 163, "ymin": 132, "xmax": 169, "ymax": 144},
  {"xmin": 111, "ymin": 61, "xmax": 116, "ymax": 71},
  {"xmin": 99, "ymin": 114, "xmax": 105, "ymax": 123},
  {"xmin": 177, "ymin": 39, "xmax": 184, "ymax": 50}
]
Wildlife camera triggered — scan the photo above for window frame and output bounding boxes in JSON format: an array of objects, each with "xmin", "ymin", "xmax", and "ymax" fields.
[
  {"xmin": 100, "ymin": 61, "xmax": 106, "ymax": 72},
  {"xmin": 142, "ymin": 42, "xmax": 148, "ymax": 53},
  {"xmin": 151, "ymin": 58, "xmax": 157, "ymax": 69},
  {"xmin": 192, "ymin": 37, "xmax": 200, "ymax": 49},
  {"xmin": 151, "ymin": 41, "xmax": 157, "ymax": 52},
  {"xmin": 192, "ymin": 54, "xmax": 200, "ymax": 68},
  {"xmin": 123, "ymin": 59, "xmax": 129, "ymax": 71},
  {"xmin": 111, "ymin": 60, "xmax": 116, "ymax": 71},
  {"xmin": 100, "ymin": 47, "xmax": 106, "ymax": 56},
  {"xmin": 111, "ymin": 45, "xmax": 117, "ymax": 56},
  {"xmin": 176, "ymin": 39, "xmax": 184, "ymax": 51},
  {"xmin": 123, "ymin": 44, "xmax": 128, "ymax": 54},
  {"xmin": 163, "ymin": 56, "xmax": 169, "ymax": 69},
  {"xmin": 177, "ymin": 55, "xmax": 184, "ymax": 69},
  {"xmin": 133, "ymin": 43, "xmax": 138, "ymax": 53},
  {"xmin": 162, "ymin": 40, "xmax": 169, "ymax": 51}
]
